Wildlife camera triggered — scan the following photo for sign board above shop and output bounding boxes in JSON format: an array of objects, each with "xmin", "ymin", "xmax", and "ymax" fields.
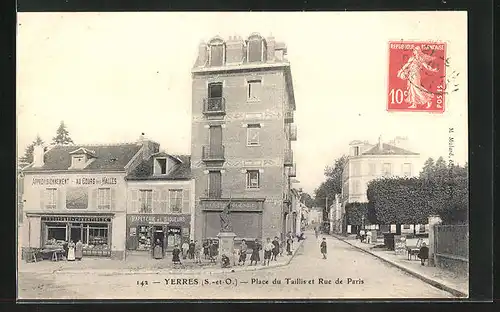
[
  {"xmin": 128, "ymin": 214, "xmax": 191, "ymax": 225},
  {"xmin": 31, "ymin": 176, "xmax": 119, "ymax": 187}
]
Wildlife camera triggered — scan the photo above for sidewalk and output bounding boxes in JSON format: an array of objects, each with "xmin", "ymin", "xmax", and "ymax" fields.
[
  {"xmin": 18, "ymin": 240, "xmax": 305, "ymax": 276},
  {"xmin": 332, "ymin": 234, "xmax": 468, "ymax": 298}
]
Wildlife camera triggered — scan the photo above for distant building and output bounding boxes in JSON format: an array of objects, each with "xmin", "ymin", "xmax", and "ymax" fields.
[
  {"xmin": 341, "ymin": 136, "xmax": 423, "ymax": 233},
  {"xmin": 329, "ymin": 194, "xmax": 342, "ymax": 234},
  {"xmin": 190, "ymin": 33, "xmax": 297, "ymax": 242},
  {"xmin": 308, "ymin": 208, "xmax": 323, "ymax": 225}
]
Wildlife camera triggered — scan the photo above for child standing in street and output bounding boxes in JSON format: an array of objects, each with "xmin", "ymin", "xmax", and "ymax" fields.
[
  {"xmin": 263, "ymin": 238, "xmax": 274, "ymax": 266},
  {"xmin": 320, "ymin": 237, "xmax": 327, "ymax": 259}
]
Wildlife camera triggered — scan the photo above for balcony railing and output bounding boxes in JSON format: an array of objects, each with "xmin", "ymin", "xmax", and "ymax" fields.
[
  {"xmin": 203, "ymin": 97, "xmax": 226, "ymax": 115},
  {"xmin": 202, "ymin": 145, "xmax": 225, "ymax": 162},
  {"xmin": 284, "ymin": 149, "xmax": 293, "ymax": 167},
  {"xmin": 289, "ymin": 124, "xmax": 297, "ymax": 141},
  {"xmin": 289, "ymin": 163, "xmax": 297, "ymax": 177},
  {"xmin": 284, "ymin": 110, "xmax": 294, "ymax": 123}
]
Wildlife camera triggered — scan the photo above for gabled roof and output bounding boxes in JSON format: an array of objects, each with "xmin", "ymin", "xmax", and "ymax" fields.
[
  {"xmin": 23, "ymin": 143, "xmax": 142, "ymax": 172},
  {"xmin": 362, "ymin": 143, "xmax": 419, "ymax": 156},
  {"xmin": 126, "ymin": 155, "xmax": 191, "ymax": 181},
  {"xmin": 69, "ymin": 147, "xmax": 96, "ymax": 157}
]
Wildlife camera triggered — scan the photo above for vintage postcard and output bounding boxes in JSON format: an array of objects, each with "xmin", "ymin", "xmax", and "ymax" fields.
[{"xmin": 16, "ymin": 11, "xmax": 468, "ymax": 300}]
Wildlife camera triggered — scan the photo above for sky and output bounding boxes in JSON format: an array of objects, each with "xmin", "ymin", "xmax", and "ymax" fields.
[{"xmin": 17, "ymin": 12, "xmax": 468, "ymax": 194}]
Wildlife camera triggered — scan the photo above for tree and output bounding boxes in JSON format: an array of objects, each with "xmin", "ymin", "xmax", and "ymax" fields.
[
  {"xmin": 313, "ymin": 155, "xmax": 348, "ymax": 207},
  {"xmin": 345, "ymin": 202, "xmax": 369, "ymax": 226},
  {"xmin": 420, "ymin": 157, "xmax": 435, "ymax": 179},
  {"xmin": 52, "ymin": 121, "xmax": 74, "ymax": 145},
  {"xmin": 299, "ymin": 192, "xmax": 315, "ymax": 208},
  {"xmin": 18, "ymin": 135, "xmax": 44, "ymax": 165}
]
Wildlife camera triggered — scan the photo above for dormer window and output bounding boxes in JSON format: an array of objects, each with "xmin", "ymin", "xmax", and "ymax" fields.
[
  {"xmin": 247, "ymin": 34, "xmax": 267, "ymax": 63},
  {"xmin": 155, "ymin": 158, "xmax": 167, "ymax": 175},
  {"xmin": 208, "ymin": 37, "xmax": 225, "ymax": 67},
  {"xmin": 69, "ymin": 147, "xmax": 95, "ymax": 169}
]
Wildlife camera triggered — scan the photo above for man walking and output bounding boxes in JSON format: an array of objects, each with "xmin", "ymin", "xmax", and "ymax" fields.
[
  {"xmin": 320, "ymin": 237, "xmax": 327, "ymax": 259},
  {"xmin": 263, "ymin": 238, "xmax": 273, "ymax": 266}
]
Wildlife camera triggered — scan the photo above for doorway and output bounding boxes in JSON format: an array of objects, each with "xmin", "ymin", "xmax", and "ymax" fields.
[
  {"xmin": 70, "ymin": 223, "xmax": 82, "ymax": 243},
  {"xmin": 153, "ymin": 226, "xmax": 165, "ymax": 258}
]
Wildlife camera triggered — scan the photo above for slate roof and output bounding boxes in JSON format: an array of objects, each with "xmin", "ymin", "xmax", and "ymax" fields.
[
  {"xmin": 23, "ymin": 143, "xmax": 142, "ymax": 172},
  {"xmin": 362, "ymin": 143, "xmax": 419, "ymax": 156},
  {"xmin": 126, "ymin": 155, "xmax": 191, "ymax": 181}
]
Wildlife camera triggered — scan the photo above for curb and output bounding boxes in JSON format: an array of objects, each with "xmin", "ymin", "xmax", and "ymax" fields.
[
  {"xmin": 332, "ymin": 235, "xmax": 467, "ymax": 298},
  {"xmin": 36, "ymin": 240, "xmax": 305, "ymax": 276}
]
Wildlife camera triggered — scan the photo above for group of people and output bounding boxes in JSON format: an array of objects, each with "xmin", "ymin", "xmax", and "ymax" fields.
[
  {"xmin": 358, "ymin": 229, "xmax": 373, "ymax": 243},
  {"xmin": 236, "ymin": 233, "xmax": 297, "ymax": 266},
  {"xmin": 168, "ymin": 239, "xmax": 219, "ymax": 265},
  {"xmin": 46, "ymin": 238, "xmax": 84, "ymax": 261}
]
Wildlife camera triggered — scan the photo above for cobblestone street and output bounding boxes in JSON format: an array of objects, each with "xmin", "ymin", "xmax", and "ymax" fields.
[{"xmin": 18, "ymin": 233, "xmax": 453, "ymax": 300}]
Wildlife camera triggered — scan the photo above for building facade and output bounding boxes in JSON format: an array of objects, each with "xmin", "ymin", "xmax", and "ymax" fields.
[
  {"xmin": 341, "ymin": 136, "xmax": 422, "ymax": 233},
  {"xmin": 20, "ymin": 137, "xmax": 175, "ymax": 260},
  {"xmin": 125, "ymin": 152, "xmax": 194, "ymax": 256},
  {"xmin": 190, "ymin": 33, "xmax": 297, "ymax": 243}
]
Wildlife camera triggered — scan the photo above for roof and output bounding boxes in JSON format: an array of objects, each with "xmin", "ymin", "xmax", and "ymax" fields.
[
  {"xmin": 23, "ymin": 143, "xmax": 142, "ymax": 172},
  {"xmin": 362, "ymin": 143, "xmax": 419, "ymax": 156},
  {"xmin": 126, "ymin": 155, "xmax": 191, "ymax": 181}
]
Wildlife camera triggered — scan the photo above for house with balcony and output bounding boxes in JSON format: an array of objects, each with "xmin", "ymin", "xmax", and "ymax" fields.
[
  {"xmin": 341, "ymin": 136, "xmax": 424, "ymax": 234},
  {"xmin": 190, "ymin": 33, "xmax": 297, "ymax": 243}
]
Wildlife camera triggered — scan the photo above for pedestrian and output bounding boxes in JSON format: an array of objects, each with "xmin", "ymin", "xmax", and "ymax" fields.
[
  {"xmin": 359, "ymin": 229, "xmax": 366, "ymax": 243},
  {"xmin": 320, "ymin": 237, "xmax": 327, "ymax": 259},
  {"xmin": 286, "ymin": 235, "xmax": 293, "ymax": 255},
  {"xmin": 181, "ymin": 240, "xmax": 189, "ymax": 259},
  {"xmin": 67, "ymin": 240, "xmax": 76, "ymax": 261},
  {"xmin": 238, "ymin": 239, "xmax": 248, "ymax": 265},
  {"xmin": 188, "ymin": 240, "xmax": 195, "ymax": 260},
  {"xmin": 250, "ymin": 239, "xmax": 261, "ymax": 266},
  {"xmin": 263, "ymin": 238, "xmax": 274, "ymax": 266},
  {"xmin": 153, "ymin": 239, "xmax": 163, "ymax": 259},
  {"xmin": 315, "ymin": 227, "xmax": 319, "ymax": 239},
  {"xmin": 272, "ymin": 236, "xmax": 280, "ymax": 261},
  {"xmin": 194, "ymin": 240, "xmax": 202, "ymax": 264},
  {"xmin": 172, "ymin": 244, "xmax": 182, "ymax": 265},
  {"xmin": 418, "ymin": 242, "xmax": 429, "ymax": 266},
  {"xmin": 209, "ymin": 240, "xmax": 217, "ymax": 263},
  {"xmin": 366, "ymin": 230, "xmax": 372, "ymax": 244},
  {"xmin": 203, "ymin": 240, "xmax": 209, "ymax": 260},
  {"xmin": 75, "ymin": 239, "xmax": 83, "ymax": 261}
]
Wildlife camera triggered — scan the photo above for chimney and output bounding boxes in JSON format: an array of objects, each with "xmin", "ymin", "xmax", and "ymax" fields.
[
  {"xmin": 378, "ymin": 135, "xmax": 383, "ymax": 150},
  {"xmin": 226, "ymin": 35, "xmax": 245, "ymax": 64},
  {"xmin": 266, "ymin": 35, "xmax": 276, "ymax": 62},
  {"xmin": 138, "ymin": 133, "xmax": 160, "ymax": 160},
  {"xmin": 33, "ymin": 144, "xmax": 45, "ymax": 167}
]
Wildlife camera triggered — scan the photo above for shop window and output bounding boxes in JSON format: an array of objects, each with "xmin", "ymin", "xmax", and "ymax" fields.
[
  {"xmin": 97, "ymin": 188, "xmax": 111, "ymax": 210},
  {"xmin": 137, "ymin": 225, "xmax": 152, "ymax": 251},
  {"xmin": 246, "ymin": 170, "xmax": 260, "ymax": 189},
  {"xmin": 247, "ymin": 124, "xmax": 261, "ymax": 146},
  {"xmin": 247, "ymin": 79, "xmax": 262, "ymax": 101},
  {"xmin": 46, "ymin": 225, "xmax": 66, "ymax": 244},
  {"xmin": 139, "ymin": 190, "xmax": 153, "ymax": 213},
  {"xmin": 45, "ymin": 188, "xmax": 57, "ymax": 209},
  {"xmin": 87, "ymin": 224, "xmax": 109, "ymax": 247},
  {"xmin": 169, "ymin": 189, "xmax": 183, "ymax": 213}
]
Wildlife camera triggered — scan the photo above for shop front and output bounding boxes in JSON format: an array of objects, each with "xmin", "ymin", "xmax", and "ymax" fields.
[
  {"xmin": 31, "ymin": 213, "xmax": 114, "ymax": 257},
  {"xmin": 126, "ymin": 214, "xmax": 191, "ymax": 257}
]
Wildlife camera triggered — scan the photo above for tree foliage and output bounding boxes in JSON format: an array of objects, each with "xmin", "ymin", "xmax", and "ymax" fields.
[
  {"xmin": 52, "ymin": 121, "xmax": 74, "ymax": 145},
  {"xmin": 368, "ymin": 157, "xmax": 468, "ymax": 225},
  {"xmin": 299, "ymin": 192, "xmax": 315, "ymax": 208},
  {"xmin": 18, "ymin": 135, "xmax": 44, "ymax": 165},
  {"xmin": 314, "ymin": 155, "xmax": 347, "ymax": 207},
  {"xmin": 345, "ymin": 202, "xmax": 370, "ymax": 226}
]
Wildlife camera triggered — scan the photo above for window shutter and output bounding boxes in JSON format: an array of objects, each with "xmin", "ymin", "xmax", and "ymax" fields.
[
  {"xmin": 110, "ymin": 188, "xmax": 116, "ymax": 211},
  {"xmin": 40, "ymin": 189, "xmax": 45, "ymax": 210},
  {"xmin": 153, "ymin": 189, "xmax": 161, "ymax": 213},
  {"xmin": 129, "ymin": 189, "xmax": 138, "ymax": 213},
  {"xmin": 182, "ymin": 189, "xmax": 190, "ymax": 214},
  {"xmin": 90, "ymin": 188, "xmax": 97, "ymax": 210}
]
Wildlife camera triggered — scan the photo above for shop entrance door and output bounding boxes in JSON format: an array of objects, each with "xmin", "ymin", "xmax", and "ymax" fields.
[
  {"xmin": 70, "ymin": 223, "xmax": 82, "ymax": 243},
  {"xmin": 152, "ymin": 226, "xmax": 165, "ymax": 258},
  {"xmin": 166, "ymin": 226, "xmax": 182, "ymax": 250}
]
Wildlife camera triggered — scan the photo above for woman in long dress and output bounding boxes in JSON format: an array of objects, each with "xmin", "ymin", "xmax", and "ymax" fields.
[
  {"xmin": 75, "ymin": 240, "xmax": 83, "ymax": 261},
  {"xmin": 250, "ymin": 239, "xmax": 261, "ymax": 266},
  {"xmin": 67, "ymin": 241, "xmax": 76, "ymax": 261},
  {"xmin": 172, "ymin": 245, "xmax": 181, "ymax": 264},
  {"xmin": 153, "ymin": 239, "xmax": 163, "ymax": 259},
  {"xmin": 397, "ymin": 46, "xmax": 439, "ymax": 108}
]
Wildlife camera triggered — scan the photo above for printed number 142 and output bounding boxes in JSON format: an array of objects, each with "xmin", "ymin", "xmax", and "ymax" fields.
[{"xmin": 389, "ymin": 89, "xmax": 409, "ymax": 104}]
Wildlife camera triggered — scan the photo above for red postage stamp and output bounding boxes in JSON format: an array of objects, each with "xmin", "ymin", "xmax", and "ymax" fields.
[{"xmin": 387, "ymin": 41, "xmax": 447, "ymax": 113}]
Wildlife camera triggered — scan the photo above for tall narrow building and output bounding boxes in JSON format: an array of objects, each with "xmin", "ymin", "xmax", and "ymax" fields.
[{"xmin": 191, "ymin": 33, "xmax": 297, "ymax": 244}]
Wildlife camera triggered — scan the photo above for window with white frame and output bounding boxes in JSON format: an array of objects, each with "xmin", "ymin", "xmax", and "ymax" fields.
[
  {"xmin": 139, "ymin": 190, "xmax": 153, "ymax": 213},
  {"xmin": 169, "ymin": 189, "xmax": 183, "ymax": 213},
  {"xmin": 368, "ymin": 163, "xmax": 376, "ymax": 176},
  {"xmin": 45, "ymin": 188, "xmax": 57, "ymax": 209},
  {"xmin": 97, "ymin": 188, "xmax": 111, "ymax": 210},
  {"xmin": 353, "ymin": 180, "xmax": 361, "ymax": 194},
  {"xmin": 352, "ymin": 163, "xmax": 361, "ymax": 176},
  {"xmin": 247, "ymin": 79, "xmax": 262, "ymax": 101},
  {"xmin": 246, "ymin": 170, "xmax": 260, "ymax": 189},
  {"xmin": 383, "ymin": 163, "xmax": 392, "ymax": 176},
  {"xmin": 247, "ymin": 124, "xmax": 261, "ymax": 146},
  {"xmin": 403, "ymin": 163, "xmax": 412, "ymax": 177}
]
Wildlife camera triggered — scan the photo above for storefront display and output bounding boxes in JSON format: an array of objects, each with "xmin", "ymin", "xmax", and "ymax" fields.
[{"xmin": 137, "ymin": 225, "xmax": 152, "ymax": 251}]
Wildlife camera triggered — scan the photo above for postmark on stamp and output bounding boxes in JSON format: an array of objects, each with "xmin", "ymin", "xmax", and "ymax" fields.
[{"xmin": 387, "ymin": 41, "xmax": 447, "ymax": 113}]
